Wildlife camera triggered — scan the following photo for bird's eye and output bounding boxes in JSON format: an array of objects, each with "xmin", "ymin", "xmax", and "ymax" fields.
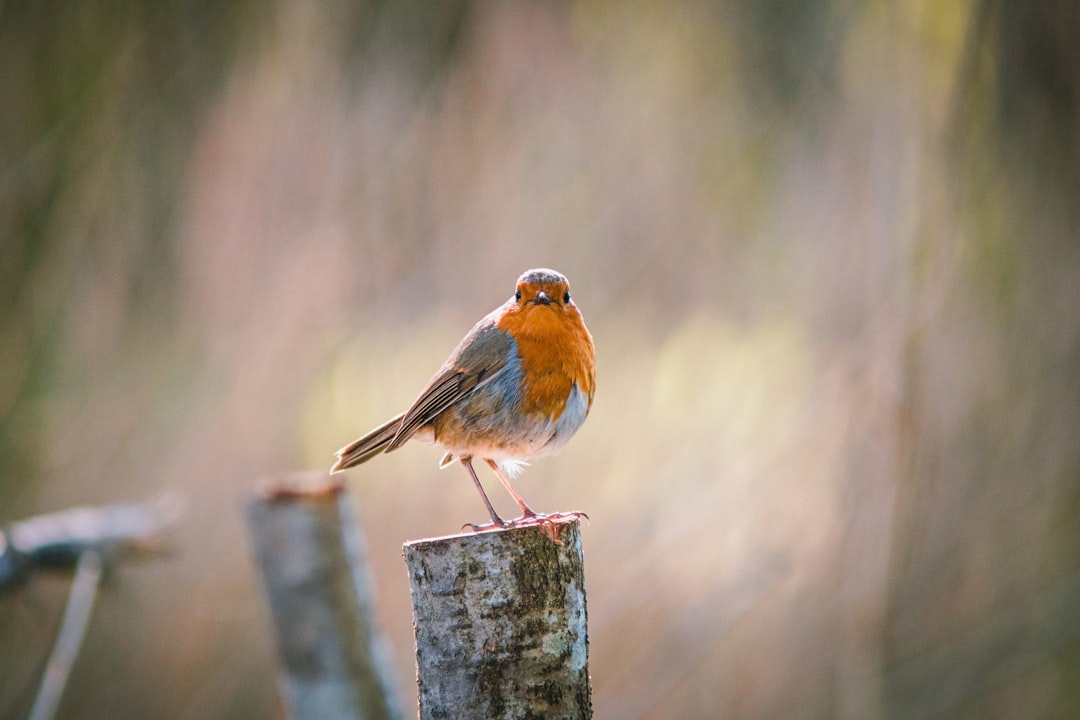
[
  {"xmin": 515, "ymin": 289, "xmax": 522, "ymax": 302},
  {"xmin": 563, "ymin": 291, "xmax": 571, "ymax": 304}
]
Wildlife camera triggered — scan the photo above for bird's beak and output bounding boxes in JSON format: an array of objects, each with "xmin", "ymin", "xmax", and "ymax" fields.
[{"xmin": 534, "ymin": 291, "xmax": 552, "ymax": 305}]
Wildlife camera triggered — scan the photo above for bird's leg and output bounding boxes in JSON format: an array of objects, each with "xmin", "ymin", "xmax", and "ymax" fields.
[
  {"xmin": 460, "ymin": 457, "xmax": 506, "ymax": 531},
  {"xmin": 483, "ymin": 459, "xmax": 590, "ymax": 535},
  {"xmin": 484, "ymin": 458, "xmax": 538, "ymax": 519}
]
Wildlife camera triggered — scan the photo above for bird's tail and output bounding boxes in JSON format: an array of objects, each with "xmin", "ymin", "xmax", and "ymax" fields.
[{"xmin": 330, "ymin": 413, "xmax": 404, "ymax": 472}]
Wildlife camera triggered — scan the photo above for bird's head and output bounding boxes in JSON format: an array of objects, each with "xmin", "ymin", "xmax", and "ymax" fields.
[{"xmin": 513, "ymin": 268, "xmax": 574, "ymax": 310}]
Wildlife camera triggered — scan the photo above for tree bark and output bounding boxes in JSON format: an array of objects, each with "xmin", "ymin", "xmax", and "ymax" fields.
[
  {"xmin": 248, "ymin": 475, "xmax": 402, "ymax": 720},
  {"xmin": 404, "ymin": 518, "xmax": 592, "ymax": 720}
]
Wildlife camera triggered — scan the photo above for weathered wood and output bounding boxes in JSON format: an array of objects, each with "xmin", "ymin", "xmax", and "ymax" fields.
[
  {"xmin": 404, "ymin": 518, "xmax": 592, "ymax": 720},
  {"xmin": 0, "ymin": 495, "xmax": 180, "ymax": 590},
  {"xmin": 248, "ymin": 475, "xmax": 401, "ymax": 720}
]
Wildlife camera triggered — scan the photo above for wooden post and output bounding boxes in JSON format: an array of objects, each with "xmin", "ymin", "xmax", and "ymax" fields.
[
  {"xmin": 403, "ymin": 518, "xmax": 592, "ymax": 719},
  {"xmin": 248, "ymin": 475, "xmax": 402, "ymax": 720}
]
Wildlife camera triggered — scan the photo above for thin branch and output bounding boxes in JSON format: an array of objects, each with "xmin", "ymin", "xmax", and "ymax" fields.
[{"xmin": 27, "ymin": 550, "xmax": 104, "ymax": 720}]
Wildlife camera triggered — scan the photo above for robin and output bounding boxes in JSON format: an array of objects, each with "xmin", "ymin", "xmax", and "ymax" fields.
[{"xmin": 330, "ymin": 268, "xmax": 596, "ymax": 529}]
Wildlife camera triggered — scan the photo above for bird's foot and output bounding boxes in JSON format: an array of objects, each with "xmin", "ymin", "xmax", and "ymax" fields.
[
  {"xmin": 460, "ymin": 510, "xmax": 588, "ymax": 544},
  {"xmin": 508, "ymin": 510, "xmax": 589, "ymax": 527},
  {"xmin": 517, "ymin": 510, "xmax": 589, "ymax": 544},
  {"xmin": 460, "ymin": 518, "xmax": 507, "ymax": 533}
]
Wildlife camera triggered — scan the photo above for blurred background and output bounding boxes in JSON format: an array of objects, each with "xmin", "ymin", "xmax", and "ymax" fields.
[{"xmin": 2, "ymin": 1, "xmax": 1079, "ymax": 718}]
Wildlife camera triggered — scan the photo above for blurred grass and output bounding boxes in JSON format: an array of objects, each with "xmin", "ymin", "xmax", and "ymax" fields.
[{"xmin": 2, "ymin": 1, "xmax": 1080, "ymax": 719}]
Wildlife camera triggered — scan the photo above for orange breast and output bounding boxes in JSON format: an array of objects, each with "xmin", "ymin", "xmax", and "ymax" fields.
[{"xmin": 495, "ymin": 302, "xmax": 596, "ymax": 420}]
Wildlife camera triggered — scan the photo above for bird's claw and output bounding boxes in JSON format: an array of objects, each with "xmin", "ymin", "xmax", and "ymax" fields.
[
  {"xmin": 460, "ymin": 519, "xmax": 507, "ymax": 533},
  {"xmin": 509, "ymin": 510, "xmax": 589, "ymax": 527},
  {"xmin": 461, "ymin": 510, "xmax": 589, "ymax": 543}
]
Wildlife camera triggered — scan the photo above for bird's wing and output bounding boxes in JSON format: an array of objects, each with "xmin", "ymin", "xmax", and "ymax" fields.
[{"xmin": 387, "ymin": 318, "xmax": 516, "ymax": 451}]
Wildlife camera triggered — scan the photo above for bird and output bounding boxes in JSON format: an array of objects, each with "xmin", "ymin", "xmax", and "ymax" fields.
[{"xmin": 330, "ymin": 268, "xmax": 596, "ymax": 530}]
